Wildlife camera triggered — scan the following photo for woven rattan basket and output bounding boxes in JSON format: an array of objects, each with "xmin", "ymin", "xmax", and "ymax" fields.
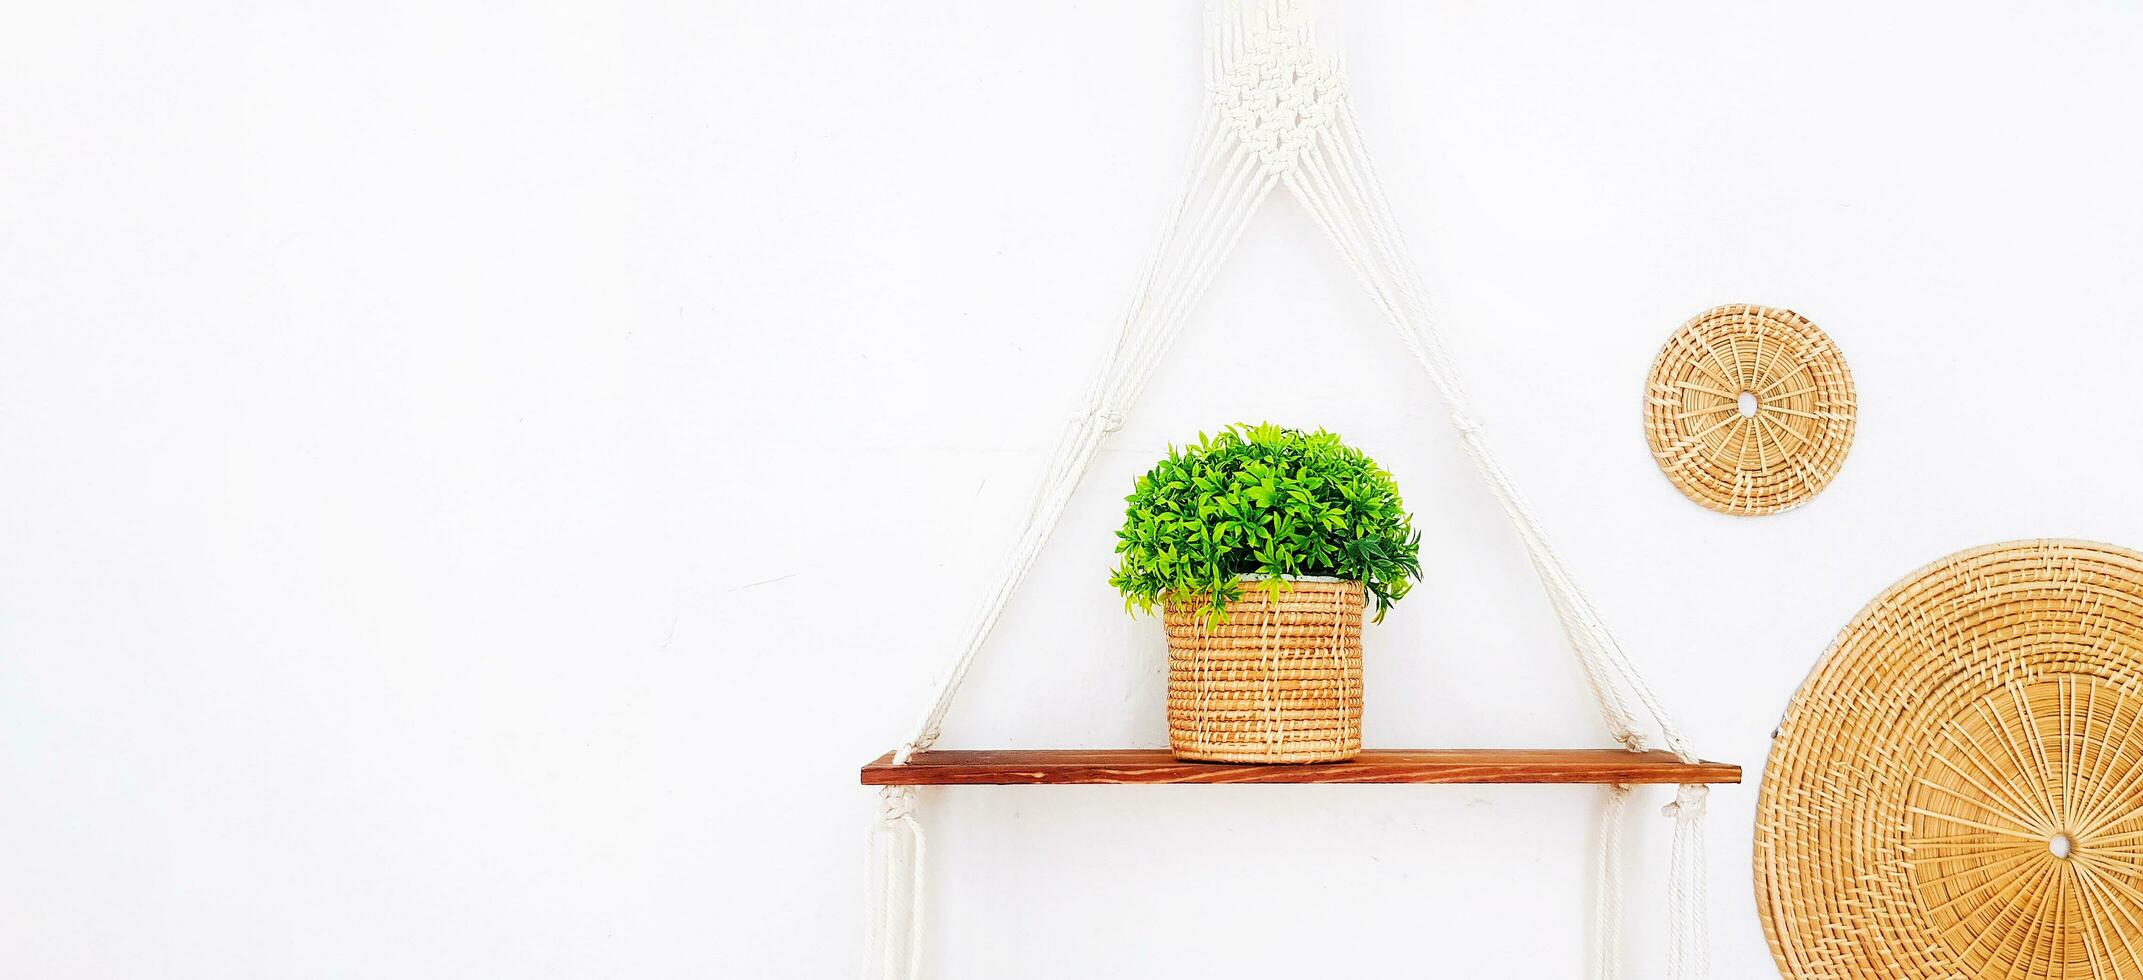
[
  {"xmin": 1757, "ymin": 540, "xmax": 2143, "ymax": 980},
  {"xmin": 1165, "ymin": 576, "xmax": 1364, "ymax": 764}
]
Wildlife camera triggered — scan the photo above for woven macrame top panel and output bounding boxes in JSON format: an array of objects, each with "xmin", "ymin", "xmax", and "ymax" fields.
[
  {"xmin": 1643, "ymin": 304, "xmax": 1855, "ymax": 515},
  {"xmin": 1757, "ymin": 540, "xmax": 2143, "ymax": 980}
]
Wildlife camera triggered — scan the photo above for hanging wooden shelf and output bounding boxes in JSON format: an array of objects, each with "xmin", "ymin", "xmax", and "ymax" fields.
[{"xmin": 862, "ymin": 748, "xmax": 1740, "ymax": 786}]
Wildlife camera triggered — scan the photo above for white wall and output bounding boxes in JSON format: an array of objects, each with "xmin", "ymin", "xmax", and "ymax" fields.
[{"xmin": 5, "ymin": 2, "xmax": 2142, "ymax": 977}]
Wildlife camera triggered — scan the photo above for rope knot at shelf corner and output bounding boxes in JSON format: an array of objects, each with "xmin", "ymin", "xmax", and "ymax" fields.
[
  {"xmin": 1664, "ymin": 783, "xmax": 1708, "ymax": 820},
  {"xmin": 876, "ymin": 786, "xmax": 917, "ymax": 825}
]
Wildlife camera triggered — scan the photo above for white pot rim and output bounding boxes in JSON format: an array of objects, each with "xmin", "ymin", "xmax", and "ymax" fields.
[{"xmin": 1234, "ymin": 573, "xmax": 1350, "ymax": 583}]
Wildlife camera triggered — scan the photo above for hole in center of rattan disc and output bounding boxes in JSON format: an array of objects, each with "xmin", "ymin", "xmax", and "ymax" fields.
[
  {"xmin": 2050, "ymin": 833, "xmax": 2073, "ymax": 859},
  {"xmin": 1736, "ymin": 391, "xmax": 1758, "ymax": 417}
]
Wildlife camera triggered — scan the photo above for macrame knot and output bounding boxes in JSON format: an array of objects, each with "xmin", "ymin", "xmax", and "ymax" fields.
[
  {"xmin": 892, "ymin": 734, "xmax": 935, "ymax": 765},
  {"xmin": 1449, "ymin": 409, "xmax": 1484, "ymax": 436},
  {"xmin": 1213, "ymin": 38, "xmax": 1342, "ymax": 177},
  {"xmin": 878, "ymin": 785, "xmax": 918, "ymax": 825},
  {"xmin": 1073, "ymin": 406, "xmax": 1124, "ymax": 432},
  {"xmin": 1662, "ymin": 783, "xmax": 1709, "ymax": 820}
]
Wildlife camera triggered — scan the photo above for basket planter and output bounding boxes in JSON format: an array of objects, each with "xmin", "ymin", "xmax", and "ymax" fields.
[{"xmin": 1164, "ymin": 576, "xmax": 1365, "ymax": 763}]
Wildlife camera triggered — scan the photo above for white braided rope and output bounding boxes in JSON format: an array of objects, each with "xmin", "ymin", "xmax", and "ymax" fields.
[
  {"xmin": 1595, "ymin": 783, "xmax": 1711, "ymax": 980},
  {"xmin": 1285, "ymin": 106, "xmax": 1688, "ymax": 762},
  {"xmin": 864, "ymin": 30, "xmax": 1283, "ymax": 978},
  {"xmin": 1665, "ymin": 784, "xmax": 1711, "ymax": 980},
  {"xmin": 889, "ymin": 118, "xmax": 1282, "ymax": 770},
  {"xmin": 866, "ymin": 2, "xmax": 1712, "ymax": 977},
  {"xmin": 864, "ymin": 787, "xmax": 922, "ymax": 980},
  {"xmin": 1275, "ymin": 28, "xmax": 1709, "ymax": 978},
  {"xmin": 1595, "ymin": 784, "xmax": 1632, "ymax": 980}
]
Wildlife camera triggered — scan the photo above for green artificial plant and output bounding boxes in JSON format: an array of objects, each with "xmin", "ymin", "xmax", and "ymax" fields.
[{"xmin": 1109, "ymin": 423, "xmax": 1422, "ymax": 625}]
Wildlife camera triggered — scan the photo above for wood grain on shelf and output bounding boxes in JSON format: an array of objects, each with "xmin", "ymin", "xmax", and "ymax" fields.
[{"xmin": 861, "ymin": 748, "xmax": 1741, "ymax": 786}]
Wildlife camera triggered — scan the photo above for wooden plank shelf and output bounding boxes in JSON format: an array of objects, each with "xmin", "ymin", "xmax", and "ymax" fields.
[{"xmin": 862, "ymin": 748, "xmax": 1741, "ymax": 786}]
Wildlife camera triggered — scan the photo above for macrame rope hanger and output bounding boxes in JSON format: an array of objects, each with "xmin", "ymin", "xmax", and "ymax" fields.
[{"xmin": 867, "ymin": 3, "xmax": 1712, "ymax": 978}]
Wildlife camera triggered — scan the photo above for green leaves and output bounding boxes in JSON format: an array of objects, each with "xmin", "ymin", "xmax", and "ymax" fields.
[{"xmin": 1109, "ymin": 423, "xmax": 1422, "ymax": 626}]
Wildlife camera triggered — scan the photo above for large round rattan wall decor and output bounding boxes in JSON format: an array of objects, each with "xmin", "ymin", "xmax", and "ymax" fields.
[
  {"xmin": 1757, "ymin": 540, "xmax": 2143, "ymax": 980},
  {"xmin": 1643, "ymin": 304, "xmax": 1855, "ymax": 515}
]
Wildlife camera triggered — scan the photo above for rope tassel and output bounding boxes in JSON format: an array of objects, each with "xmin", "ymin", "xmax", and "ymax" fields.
[
  {"xmin": 1595, "ymin": 784, "xmax": 1632, "ymax": 980},
  {"xmin": 866, "ymin": 787, "xmax": 924, "ymax": 980},
  {"xmin": 1664, "ymin": 784, "xmax": 1711, "ymax": 980}
]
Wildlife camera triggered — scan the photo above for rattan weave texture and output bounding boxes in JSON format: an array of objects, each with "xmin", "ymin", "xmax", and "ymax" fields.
[
  {"xmin": 1166, "ymin": 578, "xmax": 1363, "ymax": 763},
  {"xmin": 1644, "ymin": 304, "xmax": 1855, "ymax": 515},
  {"xmin": 1757, "ymin": 540, "xmax": 2143, "ymax": 980}
]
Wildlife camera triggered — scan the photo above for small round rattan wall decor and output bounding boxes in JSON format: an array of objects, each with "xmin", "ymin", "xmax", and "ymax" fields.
[
  {"xmin": 1643, "ymin": 304, "xmax": 1855, "ymax": 515},
  {"xmin": 1756, "ymin": 540, "xmax": 2143, "ymax": 980}
]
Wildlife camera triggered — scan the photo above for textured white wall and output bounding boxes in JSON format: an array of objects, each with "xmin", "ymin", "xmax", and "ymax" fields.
[{"xmin": 5, "ymin": 2, "xmax": 2143, "ymax": 977}]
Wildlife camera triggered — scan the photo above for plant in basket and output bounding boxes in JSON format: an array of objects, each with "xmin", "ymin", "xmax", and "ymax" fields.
[{"xmin": 1110, "ymin": 423, "xmax": 1421, "ymax": 763}]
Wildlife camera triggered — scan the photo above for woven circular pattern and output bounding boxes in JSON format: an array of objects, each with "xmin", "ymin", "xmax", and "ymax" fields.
[
  {"xmin": 1757, "ymin": 540, "xmax": 2143, "ymax": 980},
  {"xmin": 1166, "ymin": 578, "xmax": 1363, "ymax": 764},
  {"xmin": 1644, "ymin": 304, "xmax": 1855, "ymax": 515}
]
